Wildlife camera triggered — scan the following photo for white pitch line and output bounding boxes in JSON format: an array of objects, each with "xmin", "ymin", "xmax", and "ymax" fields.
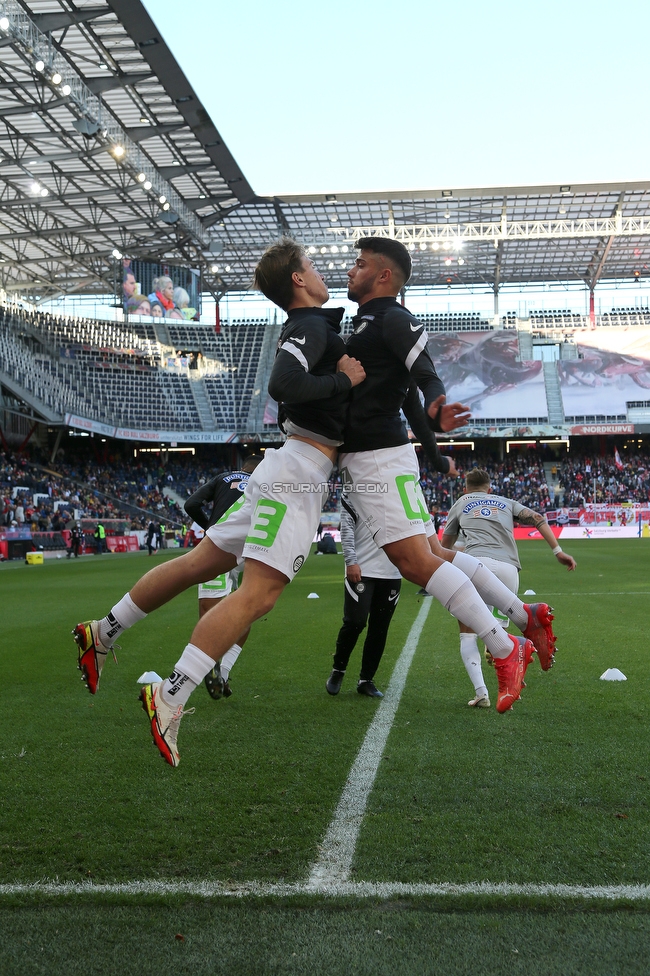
[
  {"xmin": 2, "ymin": 880, "xmax": 650, "ymax": 902},
  {"xmin": 307, "ymin": 597, "xmax": 434, "ymax": 889}
]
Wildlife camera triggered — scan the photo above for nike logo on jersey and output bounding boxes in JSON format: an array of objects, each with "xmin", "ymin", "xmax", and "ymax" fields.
[
  {"xmin": 292, "ymin": 336, "xmax": 306, "ymax": 344},
  {"xmin": 410, "ymin": 323, "xmax": 423, "ymax": 332}
]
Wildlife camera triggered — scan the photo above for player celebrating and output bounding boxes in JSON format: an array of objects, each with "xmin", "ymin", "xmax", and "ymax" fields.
[
  {"xmin": 73, "ymin": 238, "xmax": 365, "ymax": 765},
  {"xmin": 339, "ymin": 237, "xmax": 556, "ymax": 714},
  {"xmin": 441, "ymin": 467, "xmax": 576, "ymax": 707}
]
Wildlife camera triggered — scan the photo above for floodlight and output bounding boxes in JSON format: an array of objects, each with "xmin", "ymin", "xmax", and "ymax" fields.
[
  {"xmin": 419, "ymin": 242, "xmax": 427, "ymax": 251},
  {"xmin": 330, "ymin": 245, "xmax": 338, "ymax": 253},
  {"xmin": 210, "ymin": 264, "xmax": 219, "ymax": 273},
  {"xmin": 408, "ymin": 243, "xmax": 415, "ymax": 251},
  {"xmin": 320, "ymin": 246, "xmax": 327, "ymax": 254},
  {"xmin": 112, "ymin": 145, "xmax": 125, "ymax": 158},
  {"xmin": 444, "ymin": 258, "xmax": 452, "ymax": 266},
  {"xmin": 30, "ymin": 181, "xmax": 41, "ymax": 195},
  {"xmin": 61, "ymin": 84, "xmax": 71, "ymax": 96},
  {"xmin": 111, "ymin": 248, "xmax": 123, "ymax": 259},
  {"xmin": 431, "ymin": 242, "xmax": 439, "ymax": 251},
  {"xmin": 137, "ymin": 173, "xmax": 146, "ymax": 182},
  {"xmin": 328, "ymin": 262, "xmax": 334, "ymax": 269},
  {"xmin": 341, "ymin": 245, "xmax": 349, "ymax": 253},
  {"xmin": 225, "ymin": 265, "xmax": 231, "ymax": 272},
  {"xmin": 159, "ymin": 195, "xmax": 166, "ymax": 204},
  {"xmin": 34, "ymin": 60, "xmax": 45, "ymax": 72},
  {"xmin": 143, "ymin": 180, "xmax": 152, "ymax": 190},
  {"xmin": 51, "ymin": 72, "xmax": 62, "ymax": 85},
  {"xmin": 452, "ymin": 238, "xmax": 463, "ymax": 251},
  {"xmin": 308, "ymin": 246, "xmax": 316, "ymax": 254},
  {"xmin": 162, "ymin": 202, "xmax": 170, "ymax": 211},
  {"xmin": 458, "ymin": 257, "xmax": 465, "ymax": 265},
  {"xmin": 443, "ymin": 241, "xmax": 452, "ymax": 251},
  {"xmin": 0, "ymin": 17, "xmax": 9, "ymax": 31},
  {"xmin": 40, "ymin": 187, "xmax": 48, "ymax": 197}
]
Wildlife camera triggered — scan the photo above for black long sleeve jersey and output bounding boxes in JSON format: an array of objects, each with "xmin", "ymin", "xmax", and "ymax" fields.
[
  {"xmin": 342, "ymin": 297, "xmax": 446, "ymax": 453},
  {"xmin": 267, "ymin": 306, "xmax": 351, "ymax": 446},
  {"xmin": 184, "ymin": 471, "xmax": 250, "ymax": 530}
]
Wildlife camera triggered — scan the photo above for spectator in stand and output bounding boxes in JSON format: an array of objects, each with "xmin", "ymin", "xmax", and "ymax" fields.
[
  {"xmin": 122, "ymin": 270, "xmax": 137, "ymax": 307},
  {"xmin": 173, "ymin": 287, "xmax": 198, "ymax": 321},
  {"xmin": 148, "ymin": 276, "xmax": 175, "ymax": 313},
  {"xmin": 124, "ymin": 295, "xmax": 152, "ymax": 317},
  {"xmin": 150, "ymin": 301, "xmax": 164, "ymax": 318}
]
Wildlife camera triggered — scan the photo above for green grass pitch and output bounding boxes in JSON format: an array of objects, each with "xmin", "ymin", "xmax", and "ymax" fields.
[{"xmin": 2, "ymin": 539, "xmax": 650, "ymax": 974}]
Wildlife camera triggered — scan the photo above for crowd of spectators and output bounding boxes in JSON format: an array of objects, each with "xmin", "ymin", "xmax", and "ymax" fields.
[
  {"xmin": 0, "ymin": 448, "xmax": 232, "ymax": 532},
  {"xmin": 418, "ymin": 451, "xmax": 552, "ymax": 512},
  {"xmin": 556, "ymin": 451, "xmax": 650, "ymax": 506},
  {"xmin": 4, "ymin": 442, "xmax": 650, "ymax": 540}
]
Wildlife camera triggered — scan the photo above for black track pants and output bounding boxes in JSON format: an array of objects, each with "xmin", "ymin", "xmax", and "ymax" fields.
[{"xmin": 333, "ymin": 577, "xmax": 401, "ymax": 681}]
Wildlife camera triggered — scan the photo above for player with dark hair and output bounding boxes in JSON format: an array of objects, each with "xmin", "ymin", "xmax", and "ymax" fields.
[
  {"xmin": 339, "ymin": 237, "xmax": 556, "ymax": 714},
  {"xmin": 442, "ymin": 467, "xmax": 576, "ymax": 707}
]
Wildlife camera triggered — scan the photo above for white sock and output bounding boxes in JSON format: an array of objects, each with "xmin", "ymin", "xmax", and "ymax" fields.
[
  {"xmin": 452, "ymin": 551, "xmax": 527, "ymax": 630},
  {"xmin": 425, "ymin": 563, "xmax": 512, "ymax": 658},
  {"xmin": 99, "ymin": 593, "xmax": 147, "ymax": 645},
  {"xmin": 162, "ymin": 643, "xmax": 215, "ymax": 707},
  {"xmin": 220, "ymin": 643, "xmax": 242, "ymax": 682},
  {"xmin": 460, "ymin": 633, "xmax": 488, "ymax": 697}
]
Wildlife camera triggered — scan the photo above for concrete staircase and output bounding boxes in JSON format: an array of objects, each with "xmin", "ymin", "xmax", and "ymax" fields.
[
  {"xmin": 189, "ymin": 375, "xmax": 216, "ymax": 431},
  {"xmin": 542, "ymin": 361, "xmax": 565, "ymax": 424},
  {"xmin": 543, "ymin": 461, "xmax": 562, "ymax": 506}
]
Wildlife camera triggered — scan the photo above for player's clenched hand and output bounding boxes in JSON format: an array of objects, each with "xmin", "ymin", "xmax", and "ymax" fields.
[
  {"xmin": 337, "ymin": 354, "xmax": 366, "ymax": 388},
  {"xmin": 427, "ymin": 394, "xmax": 471, "ymax": 432},
  {"xmin": 346, "ymin": 564, "xmax": 362, "ymax": 584},
  {"xmin": 444, "ymin": 456, "xmax": 459, "ymax": 477}
]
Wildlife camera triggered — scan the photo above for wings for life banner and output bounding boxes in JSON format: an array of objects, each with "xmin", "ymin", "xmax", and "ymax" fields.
[{"xmin": 427, "ymin": 331, "xmax": 544, "ymax": 419}]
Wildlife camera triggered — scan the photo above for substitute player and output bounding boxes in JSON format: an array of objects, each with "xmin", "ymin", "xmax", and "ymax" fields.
[{"xmin": 441, "ymin": 467, "xmax": 576, "ymax": 707}]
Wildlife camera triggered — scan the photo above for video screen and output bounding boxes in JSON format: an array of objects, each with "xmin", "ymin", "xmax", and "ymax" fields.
[{"xmin": 120, "ymin": 258, "xmax": 201, "ymax": 322}]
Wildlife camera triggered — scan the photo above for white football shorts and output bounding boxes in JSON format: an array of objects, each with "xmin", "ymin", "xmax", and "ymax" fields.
[
  {"xmin": 206, "ymin": 438, "xmax": 333, "ymax": 581},
  {"xmin": 338, "ymin": 443, "xmax": 429, "ymax": 549},
  {"xmin": 198, "ymin": 566, "xmax": 240, "ymax": 601}
]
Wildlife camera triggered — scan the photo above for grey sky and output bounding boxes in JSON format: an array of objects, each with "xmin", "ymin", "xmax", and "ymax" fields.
[{"xmin": 143, "ymin": 0, "xmax": 650, "ymax": 196}]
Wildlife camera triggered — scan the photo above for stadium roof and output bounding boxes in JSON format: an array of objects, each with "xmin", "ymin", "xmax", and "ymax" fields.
[{"xmin": 2, "ymin": 2, "xmax": 650, "ymax": 303}]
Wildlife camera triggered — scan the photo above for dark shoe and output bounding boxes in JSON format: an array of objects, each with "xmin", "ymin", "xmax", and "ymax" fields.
[
  {"xmin": 357, "ymin": 679, "xmax": 383, "ymax": 698},
  {"xmin": 204, "ymin": 664, "xmax": 225, "ymax": 700},
  {"xmin": 222, "ymin": 679, "xmax": 233, "ymax": 698},
  {"xmin": 326, "ymin": 669, "xmax": 345, "ymax": 695}
]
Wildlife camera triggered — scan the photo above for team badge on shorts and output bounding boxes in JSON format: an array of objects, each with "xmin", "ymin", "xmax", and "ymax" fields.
[
  {"xmin": 293, "ymin": 555, "xmax": 305, "ymax": 573},
  {"xmin": 356, "ymin": 582, "xmax": 366, "ymax": 593}
]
